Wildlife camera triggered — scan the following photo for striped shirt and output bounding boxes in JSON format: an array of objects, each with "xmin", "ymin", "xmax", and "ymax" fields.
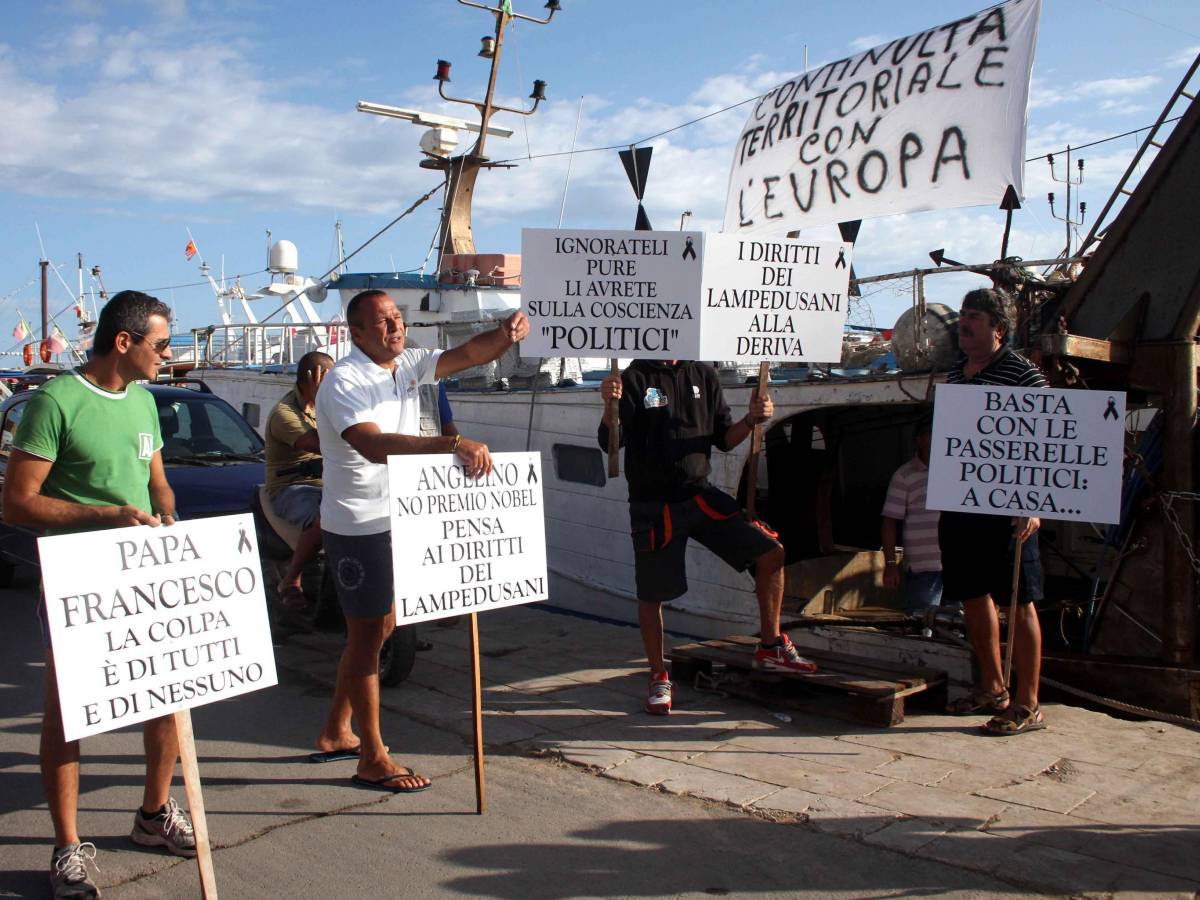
[
  {"xmin": 882, "ymin": 457, "xmax": 941, "ymax": 573},
  {"xmin": 946, "ymin": 347, "xmax": 1048, "ymax": 387}
]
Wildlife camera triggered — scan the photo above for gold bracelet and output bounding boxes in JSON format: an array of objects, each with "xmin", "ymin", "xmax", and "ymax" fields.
[{"xmin": 451, "ymin": 434, "xmax": 462, "ymax": 451}]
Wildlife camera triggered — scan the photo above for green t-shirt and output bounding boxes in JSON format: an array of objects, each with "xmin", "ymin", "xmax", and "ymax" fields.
[{"xmin": 13, "ymin": 369, "xmax": 162, "ymax": 515}]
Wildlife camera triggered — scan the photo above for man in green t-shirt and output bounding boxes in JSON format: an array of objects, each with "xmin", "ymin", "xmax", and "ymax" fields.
[
  {"xmin": 2, "ymin": 291, "xmax": 194, "ymax": 900},
  {"xmin": 265, "ymin": 350, "xmax": 333, "ymax": 608}
]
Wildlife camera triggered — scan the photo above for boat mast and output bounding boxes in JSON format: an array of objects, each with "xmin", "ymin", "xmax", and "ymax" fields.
[{"xmin": 427, "ymin": 0, "xmax": 559, "ymax": 267}]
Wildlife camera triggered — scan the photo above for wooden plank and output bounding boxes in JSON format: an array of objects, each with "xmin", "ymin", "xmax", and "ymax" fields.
[
  {"xmin": 174, "ymin": 709, "xmax": 218, "ymax": 899},
  {"xmin": 666, "ymin": 642, "xmax": 903, "ymax": 697},
  {"xmin": 1039, "ymin": 333, "xmax": 1131, "ymax": 364},
  {"xmin": 711, "ymin": 635, "xmax": 946, "ymax": 686},
  {"xmin": 719, "ymin": 675, "xmax": 906, "ymax": 728}
]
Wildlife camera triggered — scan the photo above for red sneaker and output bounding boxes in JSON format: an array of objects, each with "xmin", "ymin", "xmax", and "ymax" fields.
[
  {"xmin": 644, "ymin": 672, "xmax": 672, "ymax": 715},
  {"xmin": 754, "ymin": 633, "xmax": 818, "ymax": 673}
]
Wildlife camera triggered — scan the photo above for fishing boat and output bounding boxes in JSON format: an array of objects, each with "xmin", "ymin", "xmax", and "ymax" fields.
[{"xmin": 186, "ymin": 0, "xmax": 1200, "ymax": 717}]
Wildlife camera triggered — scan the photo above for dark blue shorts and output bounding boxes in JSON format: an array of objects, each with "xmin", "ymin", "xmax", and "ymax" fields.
[
  {"xmin": 629, "ymin": 486, "xmax": 780, "ymax": 604},
  {"xmin": 321, "ymin": 530, "xmax": 394, "ymax": 619},
  {"xmin": 938, "ymin": 511, "xmax": 1044, "ymax": 607}
]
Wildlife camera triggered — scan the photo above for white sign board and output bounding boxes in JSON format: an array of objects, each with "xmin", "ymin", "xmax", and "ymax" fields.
[
  {"xmin": 39, "ymin": 514, "xmax": 277, "ymax": 742},
  {"xmin": 927, "ymin": 384, "xmax": 1126, "ymax": 523},
  {"xmin": 699, "ymin": 234, "xmax": 852, "ymax": 362},
  {"xmin": 389, "ymin": 452, "xmax": 548, "ymax": 625},
  {"xmin": 724, "ymin": 0, "xmax": 1041, "ymax": 234},
  {"xmin": 520, "ymin": 228, "xmax": 704, "ymax": 359}
]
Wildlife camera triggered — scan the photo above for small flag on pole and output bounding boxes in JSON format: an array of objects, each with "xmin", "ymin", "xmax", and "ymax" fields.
[
  {"xmin": 12, "ymin": 315, "xmax": 30, "ymax": 341},
  {"xmin": 185, "ymin": 240, "xmax": 198, "ymax": 260},
  {"xmin": 47, "ymin": 324, "xmax": 69, "ymax": 355}
]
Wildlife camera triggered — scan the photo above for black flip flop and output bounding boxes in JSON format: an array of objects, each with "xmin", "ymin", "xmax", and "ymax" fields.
[
  {"xmin": 308, "ymin": 747, "xmax": 361, "ymax": 764},
  {"xmin": 350, "ymin": 768, "xmax": 431, "ymax": 793}
]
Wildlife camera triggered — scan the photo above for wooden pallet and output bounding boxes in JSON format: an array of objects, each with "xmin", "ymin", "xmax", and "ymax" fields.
[{"xmin": 666, "ymin": 634, "xmax": 947, "ymax": 727}]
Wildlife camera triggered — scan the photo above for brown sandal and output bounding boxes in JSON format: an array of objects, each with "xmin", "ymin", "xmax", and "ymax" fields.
[
  {"xmin": 946, "ymin": 687, "xmax": 1010, "ymax": 716},
  {"xmin": 982, "ymin": 704, "xmax": 1046, "ymax": 736}
]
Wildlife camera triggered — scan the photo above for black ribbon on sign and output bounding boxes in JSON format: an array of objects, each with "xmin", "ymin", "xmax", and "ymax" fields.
[
  {"xmin": 238, "ymin": 526, "xmax": 252, "ymax": 553},
  {"xmin": 528, "ymin": 462, "xmax": 539, "ymax": 484},
  {"xmin": 835, "ymin": 248, "xmax": 847, "ymax": 269},
  {"xmin": 681, "ymin": 237, "xmax": 697, "ymax": 260},
  {"xmin": 1103, "ymin": 396, "xmax": 1119, "ymax": 421}
]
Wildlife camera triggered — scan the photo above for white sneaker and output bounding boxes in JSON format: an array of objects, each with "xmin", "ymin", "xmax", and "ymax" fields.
[
  {"xmin": 645, "ymin": 673, "xmax": 672, "ymax": 715},
  {"xmin": 130, "ymin": 797, "xmax": 196, "ymax": 857},
  {"xmin": 50, "ymin": 842, "xmax": 100, "ymax": 899}
]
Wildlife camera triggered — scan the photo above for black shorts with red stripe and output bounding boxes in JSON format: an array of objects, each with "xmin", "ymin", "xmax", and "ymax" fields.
[{"xmin": 628, "ymin": 485, "xmax": 781, "ymax": 603}]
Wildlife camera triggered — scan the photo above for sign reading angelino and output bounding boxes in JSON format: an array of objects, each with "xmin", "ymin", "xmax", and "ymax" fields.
[
  {"xmin": 520, "ymin": 228, "xmax": 703, "ymax": 359},
  {"xmin": 699, "ymin": 234, "xmax": 852, "ymax": 363},
  {"xmin": 926, "ymin": 384, "xmax": 1126, "ymax": 524},
  {"xmin": 388, "ymin": 451, "xmax": 548, "ymax": 626},
  {"xmin": 39, "ymin": 513, "xmax": 277, "ymax": 742}
]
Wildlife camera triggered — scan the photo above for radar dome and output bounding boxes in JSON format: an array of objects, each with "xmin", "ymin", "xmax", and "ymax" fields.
[
  {"xmin": 269, "ymin": 240, "xmax": 299, "ymax": 274},
  {"xmin": 892, "ymin": 303, "xmax": 959, "ymax": 372}
]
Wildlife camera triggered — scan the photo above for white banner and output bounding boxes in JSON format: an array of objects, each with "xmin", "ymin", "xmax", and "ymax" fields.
[
  {"xmin": 724, "ymin": 0, "xmax": 1041, "ymax": 234},
  {"xmin": 699, "ymin": 235, "xmax": 852, "ymax": 362},
  {"xmin": 927, "ymin": 384, "xmax": 1126, "ymax": 523},
  {"xmin": 520, "ymin": 228, "xmax": 704, "ymax": 359},
  {"xmin": 389, "ymin": 452, "xmax": 548, "ymax": 626},
  {"xmin": 39, "ymin": 514, "xmax": 277, "ymax": 741}
]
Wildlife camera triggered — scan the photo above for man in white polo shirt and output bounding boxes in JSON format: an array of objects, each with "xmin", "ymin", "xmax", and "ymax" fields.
[
  {"xmin": 881, "ymin": 412, "xmax": 942, "ymax": 614},
  {"xmin": 315, "ymin": 289, "xmax": 527, "ymax": 793}
]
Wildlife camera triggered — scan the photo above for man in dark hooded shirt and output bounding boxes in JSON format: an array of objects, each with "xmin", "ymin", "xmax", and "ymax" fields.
[{"xmin": 599, "ymin": 359, "xmax": 817, "ymax": 715}]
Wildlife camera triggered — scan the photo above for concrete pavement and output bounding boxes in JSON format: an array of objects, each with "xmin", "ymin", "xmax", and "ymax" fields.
[{"xmin": 2, "ymin": 570, "xmax": 1198, "ymax": 898}]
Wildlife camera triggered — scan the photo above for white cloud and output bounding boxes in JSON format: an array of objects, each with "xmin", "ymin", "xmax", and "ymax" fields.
[
  {"xmin": 849, "ymin": 34, "xmax": 889, "ymax": 53},
  {"xmin": 1165, "ymin": 46, "xmax": 1199, "ymax": 69},
  {"xmin": 1076, "ymin": 76, "xmax": 1160, "ymax": 98},
  {"xmin": 1030, "ymin": 73, "xmax": 1160, "ymax": 110}
]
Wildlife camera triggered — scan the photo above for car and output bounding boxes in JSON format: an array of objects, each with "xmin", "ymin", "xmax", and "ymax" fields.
[
  {"xmin": 0, "ymin": 374, "xmax": 417, "ymax": 685},
  {"xmin": 0, "ymin": 378, "xmax": 265, "ymax": 585}
]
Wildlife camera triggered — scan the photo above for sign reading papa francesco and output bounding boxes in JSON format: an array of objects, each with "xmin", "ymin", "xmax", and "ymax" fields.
[
  {"xmin": 700, "ymin": 234, "xmax": 852, "ymax": 363},
  {"xmin": 39, "ymin": 513, "xmax": 277, "ymax": 742},
  {"xmin": 927, "ymin": 385, "xmax": 1126, "ymax": 524},
  {"xmin": 389, "ymin": 451, "xmax": 548, "ymax": 625},
  {"xmin": 520, "ymin": 228, "xmax": 703, "ymax": 359}
]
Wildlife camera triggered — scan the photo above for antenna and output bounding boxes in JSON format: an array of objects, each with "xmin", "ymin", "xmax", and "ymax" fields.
[{"xmin": 1047, "ymin": 147, "xmax": 1086, "ymax": 256}]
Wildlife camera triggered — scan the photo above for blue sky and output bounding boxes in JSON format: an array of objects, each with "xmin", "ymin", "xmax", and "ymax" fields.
[{"xmin": 1, "ymin": 0, "xmax": 1197, "ymax": 355}]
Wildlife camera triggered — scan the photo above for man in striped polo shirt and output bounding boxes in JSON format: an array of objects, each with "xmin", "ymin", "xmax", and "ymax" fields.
[
  {"xmin": 940, "ymin": 288, "xmax": 1048, "ymax": 736},
  {"xmin": 881, "ymin": 413, "xmax": 942, "ymax": 614}
]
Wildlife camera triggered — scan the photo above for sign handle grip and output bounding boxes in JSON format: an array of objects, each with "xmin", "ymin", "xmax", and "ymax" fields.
[
  {"xmin": 174, "ymin": 709, "xmax": 218, "ymax": 899},
  {"xmin": 606, "ymin": 359, "xmax": 620, "ymax": 478},
  {"xmin": 1003, "ymin": 535, "xmax": 1025, "ymax": 689},
  {"xmin": 746, "ymin": 362, "xmax": 769, "ymax": 520},
  {"xmin": 468, "ymin": 612, "xmax": 486, "ymax": 814}
]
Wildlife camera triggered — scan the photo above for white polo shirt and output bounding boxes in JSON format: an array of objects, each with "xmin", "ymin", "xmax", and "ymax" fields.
[{"xmin": 316, "ymin": 343, "xmax": 443, "ymax": 535}]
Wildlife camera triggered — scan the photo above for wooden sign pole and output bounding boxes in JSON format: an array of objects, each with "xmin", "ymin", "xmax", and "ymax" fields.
[
  {"xmin": 467, "ymin": 612, "xmax": 487, "ymax": 814},
  {"xmin": 606, "ymin": 359, "xmax": 621, "ymax": 477},
  {"xmin": 173, "ymin": 709, "xmax": 218, "ymax": 899},
  {"xmin": 745, "ymin": 361, "xmax": 769, "ymax": 520},
  {"xmin": 1002, "ymin": 535, "xmax": 1026, "ymax": 689}
]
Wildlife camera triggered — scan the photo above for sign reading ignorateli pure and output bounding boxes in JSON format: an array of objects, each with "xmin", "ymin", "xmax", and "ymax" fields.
[
  {"xmin": 520, "ymin": 228, "xmax": 704, "ymax": 359},
  {"xmin": 699, "ymin": 234, "xmax": 852, "ymax": 363},
  {"xmin": 39, "ymin": 514, "xmax": 277, "ymax": 742},
  {"xmin": 926, "ymin": 385, "xmax": 1127, "ymax": 524},
  {"xmin": 389, "ymin": 452, "xmax": 548, "ymax": 626},
  {"xmin": 724, "ymin": 0, "xmax": 1042, "ymax": 234}
]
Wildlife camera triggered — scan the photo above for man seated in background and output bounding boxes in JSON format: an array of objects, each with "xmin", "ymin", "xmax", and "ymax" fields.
[{"xmin": 265, "ymin": 350, "xmax": 334, "ymax": 608}]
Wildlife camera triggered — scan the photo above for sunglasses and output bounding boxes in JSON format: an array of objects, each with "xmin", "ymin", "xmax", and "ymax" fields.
[{"xmin": 127, "ymin": 331, "xmax": 172, "ymax": 353}]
